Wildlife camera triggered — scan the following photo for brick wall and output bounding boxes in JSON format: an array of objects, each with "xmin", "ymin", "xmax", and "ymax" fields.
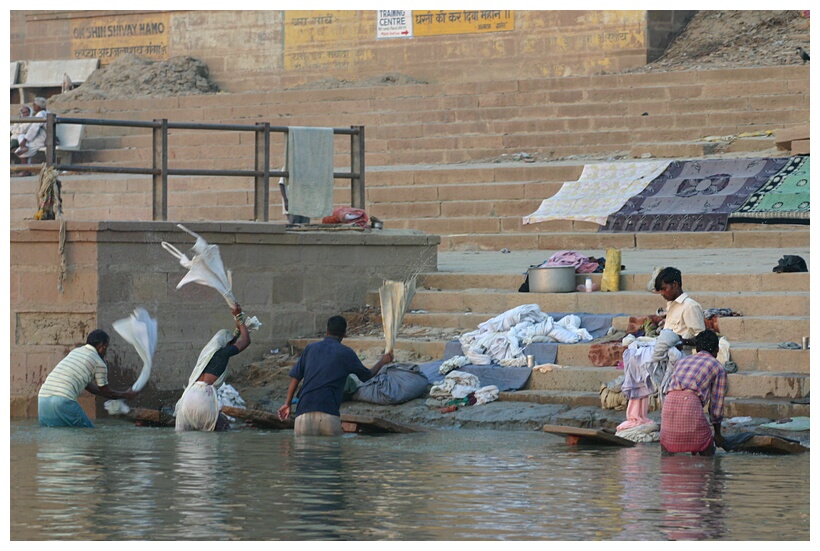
[{"xmin": 10, "ymin": 10, "xmax": 693, "ymax": 91}]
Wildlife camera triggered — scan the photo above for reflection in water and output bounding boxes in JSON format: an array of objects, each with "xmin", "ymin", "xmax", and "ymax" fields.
[
  {"xmin": 33, "ymin": 433, "xmax": 103, "ymax": 539},
  {"xmin": 616, "ymin": 446, "xmax": 663, "ymax": 540},
  {"xmin": 171, "ymin": 432, "xmax": 236, "ymax": 540},
  {"xmin": 659, "ymin": 455, "xmax": 726, "ymax": 540},
  {"xmin": 9, "ymin": 421, "xmax": 810, "ymax": 540}
]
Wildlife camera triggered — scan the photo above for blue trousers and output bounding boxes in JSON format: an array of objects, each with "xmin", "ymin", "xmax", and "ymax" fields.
[{"xmin": 38, "ymin": 395, "xmax": 95, "ymax": 428}]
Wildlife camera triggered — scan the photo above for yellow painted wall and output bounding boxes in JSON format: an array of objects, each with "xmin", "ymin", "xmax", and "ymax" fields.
[{"xmin": 10, "ymin": 10, "xmax": 685, "ymax": 92}]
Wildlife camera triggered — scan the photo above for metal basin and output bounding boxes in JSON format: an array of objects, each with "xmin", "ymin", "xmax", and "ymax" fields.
[{"xmin": 528, "ymin": 266, "xmax": 576, "ymax": 293}]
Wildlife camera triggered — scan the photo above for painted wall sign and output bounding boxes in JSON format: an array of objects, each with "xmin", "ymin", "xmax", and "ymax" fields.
[
  {"xmin": 376, "ymin": 10, "xmax": 413, "ymax": 39},
  {"xmin": 70, "ymin": 13, "xmax": 170, "ymax": 64},
  {"xmin": 412, "ymin": 10, "xmax": 514, "ymax": 36},
  {"xmin": 284, "ymin": 11, "xmax": 372, "ymax": 71}
]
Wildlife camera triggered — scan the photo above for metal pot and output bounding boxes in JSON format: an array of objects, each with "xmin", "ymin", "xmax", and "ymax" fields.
[{"xmin": 528, "ymin": 266, "xmax": 576, "ymax": 293}]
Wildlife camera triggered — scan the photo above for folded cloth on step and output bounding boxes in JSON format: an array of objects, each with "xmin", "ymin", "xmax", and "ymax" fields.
[
  {"xmin": 474, "ymin": 385, "xmax": 499, "ymax": 405},
  {"xmin": 532, "ymin": 363, "xmax": 562, "ymax": 373},
  {"xmin": 429, "ymin": 370, "xmax": 481, "ymax": 400},
  {"xmin": 540, "ymin": 251, "xmax": 600, "ymax": 273},
  {"xmin": 439, "ymin": 355, "xmax": 470, "ymax": 375}
]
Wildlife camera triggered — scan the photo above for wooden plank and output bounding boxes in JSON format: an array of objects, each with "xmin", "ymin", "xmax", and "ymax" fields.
[
  {"xmin": 127, "ymin": 407, "xmax": 175, "ymax": 427},
  {"xmin": 340, "ymin": 413, "xmax": 429, "ymax": 433},
  {"xmin": 542, "ymin": 423, "xmax": 636, "ymax": 447},
  {"xmin": 123, "ymin": 405, "xmax": 427, "ymax": 434},
  {"xmin": 730, "ymin": 435, "xmax": 809, "ymax": 455},
  {"xmin": 222, "ymin": 405, "xmax": 294, "ymax": 429}
]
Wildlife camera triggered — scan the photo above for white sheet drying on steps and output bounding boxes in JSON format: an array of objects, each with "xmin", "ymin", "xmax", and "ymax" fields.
[{"xmin": 523, "ymin": 160, "xmax": 671, "ymax": 225}]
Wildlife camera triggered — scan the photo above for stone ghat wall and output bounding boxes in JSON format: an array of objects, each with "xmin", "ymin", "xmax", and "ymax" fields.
[
  {"xmin": 10, "ymin": 220, "xmax": 439, "ymax": 418},
  {"xmin": 10, "ymin": 10, "xmax": 693, "ymax": 92}
]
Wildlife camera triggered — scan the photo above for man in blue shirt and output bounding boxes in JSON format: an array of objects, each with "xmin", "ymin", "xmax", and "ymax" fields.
[{"xmin": 278, "ymin": 315, "xmax": 393, "ymax": 436}]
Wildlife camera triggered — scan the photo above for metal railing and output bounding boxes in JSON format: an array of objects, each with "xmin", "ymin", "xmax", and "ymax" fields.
[{"xmin": 11, "ymin": 113, "xmax": 366, "ymax": 222}]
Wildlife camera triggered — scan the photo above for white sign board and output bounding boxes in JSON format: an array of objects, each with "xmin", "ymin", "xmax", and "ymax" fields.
[{"xmin": 377, "ymin": 10, "xmax": 413, "ymax": 39}]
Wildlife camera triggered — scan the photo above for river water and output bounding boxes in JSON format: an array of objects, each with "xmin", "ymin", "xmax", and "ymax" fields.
[{"xmin": 9, "ymin": 419, "xmax": 810, "ymax": 541}]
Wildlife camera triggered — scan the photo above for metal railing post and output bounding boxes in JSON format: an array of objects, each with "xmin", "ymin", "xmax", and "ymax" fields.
[
  {"xmin": 254, "ymin": 122, "xmax": 271, "ymax": 222},
  {"xmin": 45, "ymin": 113, "xmax": 57, "ymax": 166},
  {"xmin": 152, "ymin": 119, "xmax": 168, "ymax": 221},
  {"xmin": 351, "ymin": 125, "xmax": 365, "ymax": 209}
]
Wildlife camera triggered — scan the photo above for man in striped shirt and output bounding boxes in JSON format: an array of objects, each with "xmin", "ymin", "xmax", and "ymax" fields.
[
  {"xmin": 660, "ymin": 329, "xmax": 728, "ymax": 455},
  {"xmin": 38, "ymin": 329, "xmax": 139, "ymax": 428}
]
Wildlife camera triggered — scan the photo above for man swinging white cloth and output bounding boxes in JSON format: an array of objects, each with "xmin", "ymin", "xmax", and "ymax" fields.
[{"xmin": 175, "ymin": 302, "xmax": 251, "ymax": 431}]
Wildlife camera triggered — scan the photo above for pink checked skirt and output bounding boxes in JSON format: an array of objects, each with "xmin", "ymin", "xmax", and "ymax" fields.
[{"xmin": 660, "ymin": 389, "xmax": 713, "ymax": 453}]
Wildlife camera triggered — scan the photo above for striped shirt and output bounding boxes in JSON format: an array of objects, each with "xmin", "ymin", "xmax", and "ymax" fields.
[
  {"xmin": 38, "ymin": 344, "xmax": 109, "ymax": 401},
  {"xmin": 665, "ymin": 351, "xmax": 728, "ymax": 424}
]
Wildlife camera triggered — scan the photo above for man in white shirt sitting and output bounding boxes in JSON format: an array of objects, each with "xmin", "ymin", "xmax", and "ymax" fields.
[{"xmin": 654, "ymin": 267, "xmax": 706, "ymax": 346}]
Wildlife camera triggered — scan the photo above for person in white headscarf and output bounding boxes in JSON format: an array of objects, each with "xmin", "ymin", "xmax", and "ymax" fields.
[
  {"xmin": 14, "ymin": 96, "xmax": 49, "ymax": 165},
  {"xmin": 175, "ymin": 303, "xmax": 251, "ymax": 431},
  {"xmin": 11, "ymin": 104, "xmax": 32, "ymax": 152}
]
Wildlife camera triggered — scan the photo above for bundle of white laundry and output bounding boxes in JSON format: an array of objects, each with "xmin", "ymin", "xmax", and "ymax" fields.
[
  {"xmin": 458, "ymin": 304, "xmax": 593, "ymax": 366},
  {"xmin": 429, "ymin": 370, "xmax": 499, "ymax": 405},
  {"xmin": 217, "ymin": 383, "xmax": 246, "ymax": 409}
]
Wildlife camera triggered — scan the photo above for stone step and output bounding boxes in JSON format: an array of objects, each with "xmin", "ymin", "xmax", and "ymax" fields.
[
  {"xmin": 388, "ymin": 290, "xmax": 809, "ymax": 318},
  {"xmin": 74, "ymin": 86, "xmax": 808, "ymax": 144},
  {"xmin": 527, "ymin": 365, "xmax": 621, "ymax": 392},
  {"xmin": 366, "ymin": 181, "xmax": 564, "ymax": 203},
  {"xmin": 287, "ymin": 336, "xmax": 811, "ymax": 374},
  {"xmin": 55, "ymin": 65, "xmax": 808, "ymax": 167},
  {"xmin": 368, "ymin": 163, "xmax": 583, "ymax": 187},
  {"xmin": 75, "ymin": 132, "xmax": 789, "ymax": 169},
  {"xmin": 530, "ymin": 366, "xmax": 808, "ymax": 399},
  {"xmin": 380, "ymin": 214, "xmax": 809, "ymax": 235},
  {"xmin": 499, "ymin": 390, "xmax": 602, "ymax": 408},
  {"xmin": 417, "ymin": 272, "xmax": 810, "ymax": 293},
  {"xmin": 383, "ymin": 215, "xmax": 600, "ymax": 234},
  {"xmin": 71, "ymin": 66, "xmax": 808, "ymax": 115},
  {"xmin": 497, "ymin": 391, "xmax": 810, "ymax": 421},
  {"xmin": 438, "ymin": 229, "xmax": 810, "ymax": 251},
  {"xmin": 723, "ymin": 397, "xmax": 810, "ymax": 420},
  {"xmin": 399, "ymin": 312, "xmax": 808, "ymax": 343},
  {"xmin": 613, "ymin": 315, "xmax": 809, "ymax": 343},
  {"xmin": 83, "ymin": 65, "xmax": 796, "ymax": 110},
  {"xmin": 544, "ymin": 342, "xmax": 811, "ymax": 374}
]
